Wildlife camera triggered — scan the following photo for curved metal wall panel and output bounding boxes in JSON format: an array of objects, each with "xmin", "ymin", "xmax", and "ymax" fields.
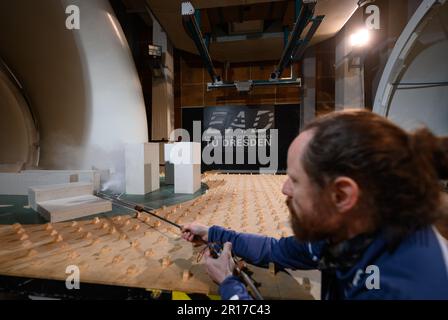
[
  {"xmin": 373, "ymin": 0, "xmax": 448, "ymax": 135},
  {"xmin": 0, "ymin": 67, "xmax": 37, "ymax": 168},
  {"xmin": 0, "ymin": 0, "xmax": 148, "ymax": 189}
]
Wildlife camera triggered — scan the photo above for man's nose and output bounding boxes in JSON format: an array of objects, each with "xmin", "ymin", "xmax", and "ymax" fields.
[{"xmin": 282, "ymin": 178, "xmax": 293, "ymax": 197}]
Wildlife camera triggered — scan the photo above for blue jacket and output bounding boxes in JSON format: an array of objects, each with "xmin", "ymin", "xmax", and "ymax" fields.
[{"xmin": 208, "ymin": 225, "xmax": 448, "ymax": 300}]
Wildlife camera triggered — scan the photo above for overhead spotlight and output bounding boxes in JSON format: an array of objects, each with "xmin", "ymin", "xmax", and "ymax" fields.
[{"xmin": 350, "ymin": 28, "xmax": 370, "ymax": 47}]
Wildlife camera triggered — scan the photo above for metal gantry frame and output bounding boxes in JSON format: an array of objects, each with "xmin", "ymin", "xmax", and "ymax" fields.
[{"xmin": 181, "ymin": 0, "xmax": 324, "ymax": 92}]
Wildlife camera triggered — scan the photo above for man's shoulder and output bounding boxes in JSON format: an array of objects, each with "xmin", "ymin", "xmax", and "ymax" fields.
[
  {"xmin": 377, "ymin": 226, "xmax": 446, "ymax": 271},
  {"xmin": 370, "ymin": 226, "xmax": 448, "ymax": 299}
]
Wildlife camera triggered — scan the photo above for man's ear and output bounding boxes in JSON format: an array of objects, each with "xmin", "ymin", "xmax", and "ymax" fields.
[{"xmin": 330, "ymin": 177, "xmax": 359, "ymax": 213}]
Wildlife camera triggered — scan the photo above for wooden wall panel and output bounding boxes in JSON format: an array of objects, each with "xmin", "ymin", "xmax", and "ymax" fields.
[
  {"xmin": 181, "ymin": 59, "xmax": 204, "ymax": 84},
  {"xmin": 250, "ymin": 63, "xmax": 275, "ymax": 80},
  {"xmin": 227, "ymin": 64, "xmax": 251, "ymax": 81},
  {"xmin": 249, "ymin": 87, "xmax": 276, "ymax": 105},
  {"xmin": 205, "ymin": 87, "xmax": 232, "ymax": 106},
  {"xmin": 315, "ymin": 37, "xmax": 335, "ymax": 116},
  {"xmin": 217, "ymin": 90, "xmax": 250, "ymax": 106},
  {"xmin": 181, "ymin": 84, "xmax": 204, "ymax": 107},
  {"xmin": 276, "ymin": 86, "xmax": 300, "ymax": 104}
]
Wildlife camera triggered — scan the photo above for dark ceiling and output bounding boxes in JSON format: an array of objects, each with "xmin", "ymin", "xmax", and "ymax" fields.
[{"xmin": 119, "ymin": 0, "xmax": 359, "ymax": 62}]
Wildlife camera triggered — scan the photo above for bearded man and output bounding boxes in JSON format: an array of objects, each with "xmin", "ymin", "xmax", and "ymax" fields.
[{"xmin": 182, "ymin": 110, "xmax": 448, "ymax": 300}]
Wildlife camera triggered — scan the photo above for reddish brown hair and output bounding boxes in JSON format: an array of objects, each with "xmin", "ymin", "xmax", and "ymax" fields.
[{"xmin": 303, "ymin": 110, "xmax": 448, "ymax": 245}]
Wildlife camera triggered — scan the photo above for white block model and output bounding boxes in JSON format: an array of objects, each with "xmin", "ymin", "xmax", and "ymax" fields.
[
  {"xmin": 0, "ymin": 170, "xmax": 101, "ymax": 195},
  {"xmin": 164, "ymin": 143, "xmax": 175, "ymax": 185},
  {"xmin": 125, "ymin": 143, "xmax": 160, "ymax": 194},
  {"xmin": 171, "ymin": 142, "xmax": 201, "ymax": 194},
  {"xmin": 28, "ymin": 182, "xmax": 111, "ymax": 222}
]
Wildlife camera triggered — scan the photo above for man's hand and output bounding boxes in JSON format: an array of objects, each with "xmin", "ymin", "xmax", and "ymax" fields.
[
  {"xmin": 204, "ymin": 242, "xmax": 235, "ymax": 284},
  {"xmin": 181, "ymin": 222, "xmax": 210, "ymax": 244}
]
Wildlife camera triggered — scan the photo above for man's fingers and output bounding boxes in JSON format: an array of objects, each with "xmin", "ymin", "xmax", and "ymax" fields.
[
  {"xmin": 222, "ymin": 242, "xmax": 232, "ymax": 257},
  {"xmin": 180, "ymin": 222, "xmax": 209, "ymax": 244},
  {"xmin": 181, "ymin": 231, "xmax": 196, "ymax": 243},
  {"xmin": 181, "ymin": 224, "xmax": 191, "ymax": 233}
]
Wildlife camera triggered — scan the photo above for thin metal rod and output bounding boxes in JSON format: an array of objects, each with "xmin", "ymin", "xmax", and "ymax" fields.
[
  {"xmin": 238, "ymin": 267, "xmax": 264, "ymax": 300},
  {"xmin": 95, "ymin": 192, "xmax": 181, "ymax": 229}
]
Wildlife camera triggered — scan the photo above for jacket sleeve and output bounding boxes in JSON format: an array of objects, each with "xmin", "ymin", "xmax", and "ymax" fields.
[
  {"xmin": 219, "ymin": 276, "xmax": 253, "ymax": 300},
  {"xmin": 208, "ymin": 225, "xmax": 325, "ymax": 270}
]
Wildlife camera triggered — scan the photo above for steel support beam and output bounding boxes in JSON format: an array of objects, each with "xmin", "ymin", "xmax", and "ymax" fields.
[
  {"xmin": 207, "ymin": 78, "xmax": 301, "ymax": 91},
  {"xmin": 283, "ymin": 26, "xmax": 289, "ymax": 49},
  {"xmin": 271, "ymin": 0, "xmax": 316, "ymax": 80},
  {"xmin": 292, "ymin": 15, "xmax": 324, "ymax": 61},
  {"xmin": 182, "ymin": 2, "xmax": 222, "ymax": 84}
]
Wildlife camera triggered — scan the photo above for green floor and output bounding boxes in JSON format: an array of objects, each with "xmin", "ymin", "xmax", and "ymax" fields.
[{"xmin": 0, "ymin": 178, "xmax": 208, "ymax": 225}]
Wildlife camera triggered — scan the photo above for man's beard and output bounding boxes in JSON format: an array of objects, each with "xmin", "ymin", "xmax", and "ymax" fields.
[{"xmin": 286, "ymin": 197, "xmax": 331, "ymax": 242}]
